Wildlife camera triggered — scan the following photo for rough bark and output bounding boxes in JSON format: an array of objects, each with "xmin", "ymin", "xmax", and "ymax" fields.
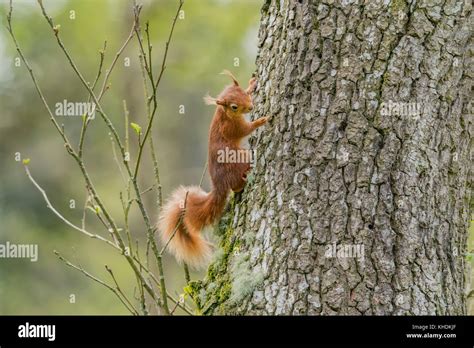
[{"xmin": 185, "ymin": 0, "xmax": 473, "ymax": 315}]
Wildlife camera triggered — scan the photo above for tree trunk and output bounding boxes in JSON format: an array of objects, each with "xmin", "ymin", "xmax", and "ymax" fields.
[{"xmin": 185, "ymin": 0, "xmax": 473, "ymax": 315}]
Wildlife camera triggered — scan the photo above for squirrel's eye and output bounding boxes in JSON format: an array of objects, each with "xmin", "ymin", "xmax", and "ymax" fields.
[{"xmin": 230, "ymin": 104, "xmax": 238, "ymax": 111}]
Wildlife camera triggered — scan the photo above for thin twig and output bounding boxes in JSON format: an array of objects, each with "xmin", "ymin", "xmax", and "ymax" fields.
[
  {"xmin": 37, "ymin": 0, "xmax": 131, "ymax": 168},
  {"xmin": 130, "ymin": 1, "xmax": 184, "ymax": 315},
  {"xmin": 183, "ymin": 264, "xmax": 191, "ymax": 284},
  {"xmin": 123, "ymin": 99, "xmax": 130, "ymax": 165},
  {"xmin": 78, "ymin": 40, "xmax": 106, "ymax": 157},
  {"xmin": 138, "ymin": 54, "xmax": 163, "ymax": 209},
  {"xmin": 160, "ymin": 191, "xmax": 189, "ymax": 255},
  {"xmin": 132, "ymin": 0, "xmax": 183, "ymax": 179},
  {"xmin": 128, "ymin": 252, "xmax": 194, "ymax": 315},
  {"xmin": 199, "ymin": 160, "xmax": 208, "ymax": 187},
  {"xmin": 134, "ymin": 240, "xmax": 148, "ymax": 315},
  {"xmin": 105, "ymin": 265, "xmax": 140, "ymax": 315},
  {"xmin": 140, "ymin": 185, "xmax": 156, "ymax": 195},
  {"xmin": 109, "ymin": 132, "xmax": 127, "ymax": 184},
  {"xmin": 97, "ymin": 25, "xmax": 136, "ymax": 101},
  {"xmin": 24, "ymin": 162, "xmax": 162, "ymax": 310},
  {"xmin": 169, "ymin": 301, "xmax": 180, "ymax": 315},
  {"xmin": 6, "ymin": 1, "xmax": 70, "ymax": 146},
  {"xmin": 81, "ymin": 194, "xmax": 91, "ymax": 230},
  {"xmin": 54, "ymin": 251, "xmax": 138, "ymax": 315},
  {"xmin": 24, "ymin": 165, "xmax": 117, "ymax": 249},
  {"xmin": 154, "ymin": 0, "xmax": 184, "ymax": 90}
]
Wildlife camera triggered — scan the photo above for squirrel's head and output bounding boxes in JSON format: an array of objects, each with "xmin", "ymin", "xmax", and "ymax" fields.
[{"xmin": 204, "ymin": 70, "xmax": 254, "ymax": 116}]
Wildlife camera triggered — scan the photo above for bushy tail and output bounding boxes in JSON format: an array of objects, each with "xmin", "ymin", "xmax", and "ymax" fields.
[{"xmin": 158, "ymin": 185, "xmax": 227, "ymax": 269}]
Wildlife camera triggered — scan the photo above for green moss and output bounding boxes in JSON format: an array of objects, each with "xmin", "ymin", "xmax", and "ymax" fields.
[
  {"xmin": 183, "ymin": 280, "xmax": 204, "ymax": 314},
  {"xmin": 219, "ymin": 283, "xmax": 232, "ymax": 301},
  {"xmin": 206, "ymin": 263, "xmax": 218, "ymax": 280},
  {"xmin": 187, "ymin": 188, "xmax": 263, "ymax": 314},
  {"xmin": 184, "ymin": 194, "xmax": 240, "ymax": 314}
]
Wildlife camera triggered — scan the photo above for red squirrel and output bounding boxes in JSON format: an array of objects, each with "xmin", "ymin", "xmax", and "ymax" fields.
[{"xmin": 158, "ymin": 71, "xmax": 268, "ymax": 269}]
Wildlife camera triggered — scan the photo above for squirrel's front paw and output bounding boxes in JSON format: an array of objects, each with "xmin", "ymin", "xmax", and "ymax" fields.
[{"xmin": 255, "ymin": 116, "xmax": 269, "ymax": 127}]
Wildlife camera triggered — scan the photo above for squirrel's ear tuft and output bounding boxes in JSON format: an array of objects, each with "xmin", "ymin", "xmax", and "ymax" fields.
[
  {"xmin": 203, "ymin": 95, "xmax": 217, "ymax": 105},
  {"xmin": 204, "ymin": 95, "xmax": 225, "ymax": 106},
  {"xmin": 220, "ymin": 70, "xmax": 239, "ymax": 86}
]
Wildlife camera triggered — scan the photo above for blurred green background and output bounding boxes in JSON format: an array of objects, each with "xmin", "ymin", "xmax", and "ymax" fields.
[{"xmin": 0, "ymin": 0, "xmax": 262, "ymax": 314}]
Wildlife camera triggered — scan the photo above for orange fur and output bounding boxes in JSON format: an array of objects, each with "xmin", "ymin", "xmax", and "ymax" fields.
[
  {"xmin": 158, "ymin": 72, "xmax": 268, "ymax": 269},
  {"xmin": 158, "ymin": 186, "xmax": 219, "ymax": 269}
]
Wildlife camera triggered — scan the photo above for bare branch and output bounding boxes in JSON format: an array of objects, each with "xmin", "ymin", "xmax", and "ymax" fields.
[
  {"xmin": 138, "ymin": 54, "xmax": 163, "ymax": 209},
  {"xmin": 160, "ymin": 191, "xmax": 189, "ymax": 255},
  {"xmin": 127, "ymin": 1, "xmax": 187, "ymax": 315},
  {"xmin": 154, "ymin": 0, "xmax": 184, "ymax": 90},
  {"xmin": 6, "ymin": 0, "xmax": 70, "ymax": 146},
  {"xmin": 132, "ymin": 0, "xmax": 183, "ymax": 179},
  {"xmin": 24, "ymin": 165, "xmax": 117, "ymax": 249},
  {"xmin": 105, "ymin": 265, "xmax": 140, "ymax": 315},
  {"xmin": 30, "ymin": 1, "xmax": 164, "ymax": 310},
  {"xmin": 54, "ymin": 250, "xmax": 138, "ymax": 315},
  {"xmin": 9, "ymin": 0, "xmax": 191, "ymax": 315},
  {"xmin": 109, "ymin": 132, "xmax": 127, "ymax": 184},
  {"xmin": 78, "ymin": 40, "xmax": 107, "ymax": 157},
  {"xmin": 36, "ymin": 0, "xmax": 132, "ymax": 166},
  {"xmin": 199, "ymin": 160, "xmax": 208, "ymax": 187},
  {"xmin": 183, "ymin": 263, "xmax": 191, "ymax": 284},
  {"xmin": 97, "ymin": 19, "xmax": 138, "ymax": 100}
]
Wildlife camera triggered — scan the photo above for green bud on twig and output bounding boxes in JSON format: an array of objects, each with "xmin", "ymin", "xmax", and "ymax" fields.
[{"xmin": 130, "ymin": 122, "xmax": 142, "ymax": 135}]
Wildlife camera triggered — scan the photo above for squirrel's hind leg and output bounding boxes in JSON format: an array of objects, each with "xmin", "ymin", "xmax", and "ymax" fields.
[{"xmin": 230, "ymin": 162, "xmax": 251, "ymax": 193}]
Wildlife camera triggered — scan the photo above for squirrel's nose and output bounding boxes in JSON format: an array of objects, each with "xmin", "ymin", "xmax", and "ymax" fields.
[{"xmin": 248, "ymin": 105, "xmax": 254, "ymax": 111}]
